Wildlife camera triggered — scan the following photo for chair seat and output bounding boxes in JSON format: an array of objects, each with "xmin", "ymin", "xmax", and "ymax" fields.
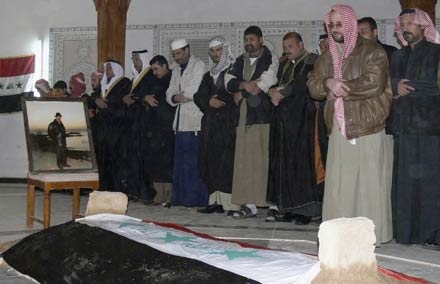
[
  {"xmin": 27, "ymin": 172, "xmax": 99, "ymax": 229},
  {"xmin": 28, "ymin": 172, "xmax": 99, "ymax": 182}
]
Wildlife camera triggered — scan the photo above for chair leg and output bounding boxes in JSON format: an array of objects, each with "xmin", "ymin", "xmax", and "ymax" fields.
[
  {"xmin": 72, "ymin": 188, "xmax": 80, "ymax": 219},
  {"xmin": 27, "ymin": 183, "xmax": 35, "ymax": 228},
  {"xmin": 43, "ymin": 189, "xmax": 51, "ymax": 229}
]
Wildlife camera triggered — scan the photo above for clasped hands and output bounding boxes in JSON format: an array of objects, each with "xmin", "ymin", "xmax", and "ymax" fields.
[
  {"xmin": 325, "ymin": 78, "xmax": 350, "ymax": 100},
  {"xmin": 268, "ymin": 87, "xmax": 284, "ymax": 106},
  {"xmin": 173, "ymin": 93, "xmax": 191, "ymax": 104},
  {"xmin": 233, "ymin": 80, "xmax": 262, "ymax": 106}
]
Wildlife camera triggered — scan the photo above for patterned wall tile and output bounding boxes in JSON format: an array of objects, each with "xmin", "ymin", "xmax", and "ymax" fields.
[
  {"xmin": 49, "ymin": 27, "xmax": 97, "ymax": 94},
  {"xmin": 50, "ymin": 18, "xmax": 440, "ymax": 92}
]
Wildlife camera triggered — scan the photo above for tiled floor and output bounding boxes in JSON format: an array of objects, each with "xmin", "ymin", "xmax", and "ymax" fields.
[{"xmin": 0, "ymin": 183, "xmax": 439, "ymax": 283}]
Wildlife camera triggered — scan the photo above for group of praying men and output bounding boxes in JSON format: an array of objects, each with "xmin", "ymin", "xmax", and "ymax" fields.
[{"xmin": 34, "ymin": 4, "xmax": 440, "ymax": 247}]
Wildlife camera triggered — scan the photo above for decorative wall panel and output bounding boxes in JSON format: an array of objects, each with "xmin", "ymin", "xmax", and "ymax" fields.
[
  {"xmin": 49, "ymin": 18, "xmax": 440, "ymax": 92},
  {"xmin": 50, "ymin": 27, "xmax": 98, "ymax": 94}
]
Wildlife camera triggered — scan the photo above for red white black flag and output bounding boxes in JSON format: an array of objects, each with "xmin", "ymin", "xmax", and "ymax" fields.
[{"xmin": 0, "ymin": 55, "xmax": 35, "ymax": 113}]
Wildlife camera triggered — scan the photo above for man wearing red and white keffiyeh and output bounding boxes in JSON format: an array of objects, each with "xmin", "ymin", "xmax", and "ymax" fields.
[
  {"xmin": 307, "ymin": 4, "xmax": 393, "ymax": 245},
  {"xmin": 395, "ymin": 8, "xmax": 440, "ymax": 48},
  {"xmin": 389, "ymin": 8, "xmax": 440, "ymax": 246}
]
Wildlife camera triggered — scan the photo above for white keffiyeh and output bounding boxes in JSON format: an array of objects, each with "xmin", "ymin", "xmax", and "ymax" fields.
[
  {"xmin": 101, "ymin": 61, "xmax": 124, "ymax": 99},
  {"xmin": 208, "ymin": 36, "xmax": 234, "ymax": 77}
]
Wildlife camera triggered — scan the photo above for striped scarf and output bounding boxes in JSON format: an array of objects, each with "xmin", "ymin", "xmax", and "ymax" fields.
[
  {"xmin": 395, "ymin": 8, "xmax": 440, "ymax": 47},
  {"xmin": 324, "ymin": 4, "xmax": 358, "ymax": 138}
]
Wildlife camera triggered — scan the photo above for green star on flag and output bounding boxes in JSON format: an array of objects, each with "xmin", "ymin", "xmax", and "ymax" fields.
[
  {"xmin": 162, "ymin": 232, "xmax": 197, "ymax": 243},
  {"xmin": 119, "ymin": 222, "xmax": 151, "ymax": 233},
  {"xmin": 210, "ymin": 250, "xmax": 263, "ymax": 260},
  {"xmin": 224, "ymin": 250, "xmax": 262, "ymax": 260}
]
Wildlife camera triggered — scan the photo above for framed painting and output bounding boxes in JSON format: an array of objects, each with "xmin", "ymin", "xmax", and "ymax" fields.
[{"xmin": 22, "ymin": 97, "xmax": 97, "ymax": 173}]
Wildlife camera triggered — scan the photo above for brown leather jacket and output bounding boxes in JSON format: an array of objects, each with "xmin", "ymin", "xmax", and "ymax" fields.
[{"xmin": 307, "ymin": 36, "xmax": 392, "ymax": 139}]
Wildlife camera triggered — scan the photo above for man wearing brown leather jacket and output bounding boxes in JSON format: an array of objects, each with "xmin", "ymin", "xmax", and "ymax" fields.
[{"xmin": 307, "ymin": 4, "xmax": 393, "ymax": 245}]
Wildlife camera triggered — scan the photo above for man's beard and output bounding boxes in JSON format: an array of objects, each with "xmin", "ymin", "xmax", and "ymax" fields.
[
  {"xmin": 245, "ymin": 45, "xmax": 255, "ymax": 53},
  {"xmin": 403, "ymin": 31, "xmax": 416, "ymax": 43},
  {"xmin": 332, "ymin": 32, "xmax": 345, "ymax": 43},
  {"xmin": 211, "ymin": 56, "xmax": 220, "ymax": 63},
  {"xmin": 283, "ymin": 52, "xmax": 295, "ymax": 61}
]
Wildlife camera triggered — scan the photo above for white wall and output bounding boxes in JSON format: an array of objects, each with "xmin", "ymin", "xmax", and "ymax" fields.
[
  {"xmin": 128, "ymin": 0, "xmax": 402, "ymax": 24},
  {"xmin": 0, "ymin": 0, "xmax": 96, "ymax": 178},
  {"xmin": 0, "ymin": 0, "xmax": 434, "ymax": 177}
]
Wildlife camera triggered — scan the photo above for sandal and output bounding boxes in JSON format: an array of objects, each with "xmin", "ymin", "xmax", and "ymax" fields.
[
  {"xmin": 232, "ymin": 206, "xmax": 257, "ymax": 219},
  {"xmin": 265, "ymin": 209, "xmax": 279, "ymax": 222}
]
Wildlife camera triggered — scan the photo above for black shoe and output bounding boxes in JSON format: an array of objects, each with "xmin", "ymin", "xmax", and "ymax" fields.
[
  {"xmin": 145, "ymin": 202, "xmax": 161, "ymax": 206},
  {"xmin": 226, "ymin": 210, "xmax": 237, "ymax": 216},
  {"xmin": 295, "ymin": 215, "xmax": 312, "ymax": 225},
  {"xmin": 274, "ymin": 212, "xmax": 295, "ymax": 223},
  {"xmin": 198, "ymin": 204, "xmax": 221, "ymax": 214},
  {"xmin": 163, "ymin": 202, "xmax": 171, "ymax": 208},
  {"xmin": 216, "ymin": 206, "xmax": 225, "ymax": 214},
  {"xmin": 127, "ymin": 195, "xmax": 138, "ymax": 202},
  {"xmin": 141, "ymin": 199, "xmax": 155, "ymax": 205}
]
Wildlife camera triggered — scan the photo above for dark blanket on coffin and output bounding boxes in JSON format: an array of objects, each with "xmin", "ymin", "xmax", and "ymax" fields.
[{"xmin": 2, "ymin": 222, "xmax": 260, "ymax": 284}]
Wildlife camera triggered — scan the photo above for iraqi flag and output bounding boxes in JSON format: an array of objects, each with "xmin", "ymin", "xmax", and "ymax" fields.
[
  {"xmin": 0, "ymin": 55, "xmax": 35, "ymax": 113},
  {"xmin": 1, "ymin": 214, "xmax": 433, "ymax": 284}
]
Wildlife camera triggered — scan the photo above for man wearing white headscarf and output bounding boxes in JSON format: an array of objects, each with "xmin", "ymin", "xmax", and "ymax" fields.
[
  {"xmin": 131, "ymin": 49, "xmax": 151, "ymax": 81},
  {"xmin": 166, "ymin": 38, "xmax": 208, "ymax": 207},
  {"xmin": 122, "ymin": 49, "xmax": 152, "ymax": 107},
  {"xmin": 94, "ymin": 60, "xmax": 132, "ymax": 192},
  {"xmin": 307, "ymin": 5, "xmax": 392, "ymax": 244},
  {"xmin": 120, "ymin": 49, "xmax": 157, "ymax": 202},
  {"xmin": 388, "ymin": 8, "xmax": 440, "ymax": 245},
  {"xmin": 193, "ymin": 36, "xmax": 240, "ymax": 215}
]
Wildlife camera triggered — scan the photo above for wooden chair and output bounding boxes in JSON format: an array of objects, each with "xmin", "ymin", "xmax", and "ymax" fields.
[{"xmin": 27, "ymin": 172, "xmax": 99, "ymax": 229}]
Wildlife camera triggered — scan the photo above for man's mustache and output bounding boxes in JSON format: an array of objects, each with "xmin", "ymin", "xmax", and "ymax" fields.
[{"xmin": 403, "ymin": 31, "xmax": 413, "ymax": 38}]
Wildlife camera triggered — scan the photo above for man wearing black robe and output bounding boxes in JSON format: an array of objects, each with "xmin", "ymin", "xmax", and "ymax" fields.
[
  {"xmin": 358, "ymin": 17, "xmax": 397, "ymax": 61},
  {"xmin": 94, "ymin": 60, "xmax": 132, "ymax": 192},
  {"xmin": 89, "ymin": 71, "xmax": 102, "ymax": 152},
  {"xmin": 194, "ymin": 36, "xmax": 240, "ymax": 215},
  {"xmin": 142, "ymin": 55, "xmax": 174, "ymax": 206},
  {"xmin": 266, "ymin": 32, "xmax": 327, "ymax": 225},
  {"xmin": 388, "ymin": 9, "xmax": 440, "ymax": 245},
  {"xmin": 121, "ymin": 50, "xmax": 156, "ymax": 202}
]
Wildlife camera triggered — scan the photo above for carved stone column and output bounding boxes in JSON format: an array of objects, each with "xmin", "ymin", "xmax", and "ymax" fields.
[
  {"xmin": 94, "ymin": 0, "xmax": 131, "ymax": 68},
  {"xmin": 399, "ymin": 0, "xmax": 437, "ymax": 24}
]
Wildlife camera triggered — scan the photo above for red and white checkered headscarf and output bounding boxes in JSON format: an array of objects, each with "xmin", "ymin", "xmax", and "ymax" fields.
[
  {"xmin": 324, "ymin": 5, "xmax": 358, "ymax": 138},
  {"xmin": 395, "ymin": 8, "xmax": 440, "ymax": 46},
  {"xmin": 69, "ymin": 72, "xmax": 86, "ymax": 98},
  {"xmin": 324, "ymin": 4, "xmax": 358, "ymax": 79},
  {"xmin": 34, "ymin": 79, "xmax": 50, "ymax": 94}
]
